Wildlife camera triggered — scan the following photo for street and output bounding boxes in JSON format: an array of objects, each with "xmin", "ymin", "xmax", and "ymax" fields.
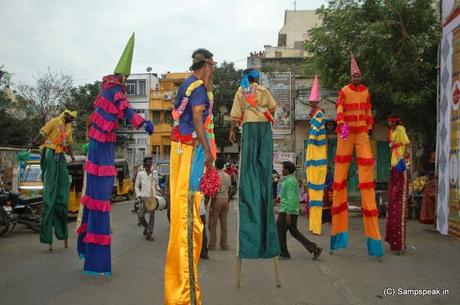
[{"xmin": 0, "ymin": 199, "xmax": 459, "ymax": 305}]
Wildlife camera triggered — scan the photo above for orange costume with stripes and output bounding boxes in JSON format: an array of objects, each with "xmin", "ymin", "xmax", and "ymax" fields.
[{"xmin": 331, "ymin": 83, "xmax": 383, "ymax": 257}]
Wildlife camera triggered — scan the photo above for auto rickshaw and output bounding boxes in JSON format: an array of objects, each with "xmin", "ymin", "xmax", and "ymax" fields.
[
  {"xmin": 18, "ymin": 155, "xmax": 86, "ymax": 214},
  {"xmin": 112, "ymin": 159, "xmax": 134, "ymax": 200}
]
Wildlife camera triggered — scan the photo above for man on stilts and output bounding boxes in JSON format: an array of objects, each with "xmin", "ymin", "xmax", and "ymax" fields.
[
  {"xmin": 330, "ymin": 54, "xmax": 383, "ymax": 258},
  {"xmin": 77, "ymin": 33, "xmax": 154, "ymax": 278},
  {"xmin": 305, "ymin": 75, "xmax": 327, "ymax": 235},
  {"xmin": 164, "ymin": 48, "xmax": 216, "ymax": 305},
  {"xmin": 30, "ymin": 110, "xmax": 77, "ymax": 251},
  {"xmin": 230, "ymin": 69, "xmax": 280, "ymax": 285},
  {"xmin": 385, "ymin": 114, "xmax": 410, "ymax": 255}
]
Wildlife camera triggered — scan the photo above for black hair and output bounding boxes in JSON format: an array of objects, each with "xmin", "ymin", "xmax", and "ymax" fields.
[
  {"xmin": 215, "ymin": 158, "xmax": 226, "ymax": 170},
  {"xmin": 190, "ymin": 48, "xmax": 214, "ymax": 71},
  {"xmin": 242, "ymin": 68, "xmax": 259, "ymax": 83},
  {"xmin": 143, "ymin": 157, "xmax": 153, "ymax": 164},
  {"xmin": 282, "ymin": 161, "xmax": 296, "ymax": 175}
]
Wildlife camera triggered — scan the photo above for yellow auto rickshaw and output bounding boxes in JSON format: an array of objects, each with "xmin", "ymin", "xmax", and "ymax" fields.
[
  {"xmin": 18, "ymin": 155, "xmax": 86, "ymax": 214},
  {"xmin": 112, "ymin": 159, "xmax": 134, "ymax": 200}
]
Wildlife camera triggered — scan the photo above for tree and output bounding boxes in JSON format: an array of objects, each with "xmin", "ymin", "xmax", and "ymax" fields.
[
  {"xmin": 63, "ymin": 81, "xmax": 101, "ymax": 144},
  {"xmin": 305, "ymin": 0, "xmax": 439, "ymax": 145},
  {"xmin": 212, "ymin": 61, "xmax": 242, "ymax": 154},
  {"xmin": 0, "ymin": 91, "xmax": 41, "ymax": 146},
  {"xmin": 17, "ymin": 68, "xmax": 73, "ymax": 125}
]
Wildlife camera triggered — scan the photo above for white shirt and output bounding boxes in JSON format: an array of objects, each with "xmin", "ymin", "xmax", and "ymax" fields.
[{"xmin": 134, "ymin": 170, "xmax": 157, "ymax": 198}]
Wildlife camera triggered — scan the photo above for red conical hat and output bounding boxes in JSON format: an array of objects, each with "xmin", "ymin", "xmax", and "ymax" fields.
[{"xmin": 350, "ymin": 53, "xmax": 361, "ymax": 76}]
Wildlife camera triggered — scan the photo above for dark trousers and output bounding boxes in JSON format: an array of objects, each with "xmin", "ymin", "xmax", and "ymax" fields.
[
  {"xmin": 277, "ymin": 212, "xmax": 317, "ymax": 257},
  {"xmin": 200, "ymin": 215, "xmax": 208, "ymax": 257}
]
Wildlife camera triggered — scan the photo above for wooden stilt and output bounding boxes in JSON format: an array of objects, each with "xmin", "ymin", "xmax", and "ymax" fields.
[
  {"xmin": 236, "ymin": 258, "xmax": 242, "ymax": 288},
  {"xmin": 273, "ymin": 257, "xmax": 281, "ymax": 288}
]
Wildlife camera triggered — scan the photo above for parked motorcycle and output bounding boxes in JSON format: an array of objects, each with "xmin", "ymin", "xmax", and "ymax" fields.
[{"xmin": 0, "ymin": 181, "xmax": 43, "ymax": 235}]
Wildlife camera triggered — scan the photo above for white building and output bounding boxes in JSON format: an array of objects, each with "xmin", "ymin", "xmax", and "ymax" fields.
[{"xmin": 117, "ymin": 73, "xmax": 159, "ymax": 166}]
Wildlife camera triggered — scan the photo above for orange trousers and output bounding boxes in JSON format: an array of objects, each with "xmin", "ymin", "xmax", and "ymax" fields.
[{"xmin": 331, "ymin": 132, "xmax": 383, "ymax": 257}]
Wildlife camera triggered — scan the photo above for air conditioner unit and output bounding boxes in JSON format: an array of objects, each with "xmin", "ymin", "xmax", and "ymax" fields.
[{"xmin": 163, "ymin": 93, "xmax": 172, "ymax": 101}]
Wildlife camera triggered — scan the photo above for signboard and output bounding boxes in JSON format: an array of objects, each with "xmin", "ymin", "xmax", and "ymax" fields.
[
  {"xmin": 448, "ymin": 26, "xmax": 460, "ymax": 239},
  {"xmin": 261, "ymin": 72, "xmax": 292, "ymax": 135},
  {"xmin": 295, "ymin": 88, "xmax": 337, "ymax": 121},
  {"xmin": 273, "ymin": 152, "xmax": 296, "ymax": 176}
]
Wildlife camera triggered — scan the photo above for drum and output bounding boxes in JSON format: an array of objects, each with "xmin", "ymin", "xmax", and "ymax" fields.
[
  {"xmin": 154, "ymin": 196, "xmax": 167, "ymax": 211},
  {"xmin": 143, "ymin": 197, "xmax": 158, "ymax": 211}
]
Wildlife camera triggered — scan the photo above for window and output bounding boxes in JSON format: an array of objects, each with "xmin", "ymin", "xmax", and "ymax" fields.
[
  {"xmin": 163, "ymin": 145, "xmax": 171, "ymax": 156},
  {"xmin": 137, "ymin": 138, "xmax": 147, "ymax": 145},
  {"xmin": 139, "ymin": 80, "xmax": 146, "ymax": 96},
  {"xmin": 138, "ymin": 148, "xmax": 146, "ymax": 159},
  {"xmin": 152, "ymin": 145, "xmax": 160, "ymax": 157},
  {"xmin": 127, "ymin": 148, "xmax": 133, "ymax": 161},
  {"xmin": 126, "ymin": 81, "xmax": 137, "ymax": 95},
  {"xmin": 152, "ymin": 111, "xmax": 161, "ymax": 124},
  {"xmin": 164, "ymin": 111, "xmax": 173, "ymax": 124}
]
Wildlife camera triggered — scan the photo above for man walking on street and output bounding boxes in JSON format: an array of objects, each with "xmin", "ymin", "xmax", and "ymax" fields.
[
  {"xmin": 135, "ymin": 157, "xmax": 157, "ymax": 241},
  {"xmin": 277, "ymin": 161, "xmax": 322, "ymax": 260},
  {"xmin": 208, "ymin": 158, "xmax": 231, "ymax": 251}
]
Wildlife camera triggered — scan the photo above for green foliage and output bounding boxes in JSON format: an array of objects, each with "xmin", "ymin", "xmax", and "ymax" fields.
[
  {"xmin": 305, "ymin": 0, "xmax": 439, "ymax": 144},
  {"xmin": 63, "ymin": 81, "xmax": 101, "ymax": 144},
  {"xmin": 212, "ymin": 61, "xmax": 242, "ymax": 152},
  {"xmin": 0, "ymin": 91, "xmax": 41, "ymax": 146}
]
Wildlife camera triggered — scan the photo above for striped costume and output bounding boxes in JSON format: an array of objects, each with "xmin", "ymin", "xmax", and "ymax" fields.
[
  {"xmin": 305, "ymin": 108, "xmax": 327, "ymax": 235},
  {"xmin": 77, "ymin": 75, "xmax": 146, "ymax": 277}
]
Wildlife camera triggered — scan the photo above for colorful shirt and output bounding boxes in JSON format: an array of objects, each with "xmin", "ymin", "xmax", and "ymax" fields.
[
  {"xmin": 174, "ymin": 76, "xmax": 209, "ymax": 135},
  {"xmin": 390, "ymin": 125, "xmax": 410, "ymax": 167},
  {"xmin": 230, "ymin": 84, "xmax": 277, "ymax": 124},
  {"xmin": 280, "ymin": 174, "xmax": 299, "ymax": 215},
  {"xmin": 40, "ymin": 116, "xmax": 73, "ymax": 151},
  {"xmin": 336, "ymin": 84, "xmax": 373, "ymax": 133}
]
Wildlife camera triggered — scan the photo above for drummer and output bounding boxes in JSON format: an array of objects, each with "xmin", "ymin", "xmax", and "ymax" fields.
[{"xmin": 134, "ymin": 157, "xmax": 158, "ymax": 241}]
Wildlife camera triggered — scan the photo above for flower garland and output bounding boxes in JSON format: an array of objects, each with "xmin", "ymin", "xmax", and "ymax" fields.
[{"xmin": 172, "ymin": 80, "xmax": 204, "ymax": 121}]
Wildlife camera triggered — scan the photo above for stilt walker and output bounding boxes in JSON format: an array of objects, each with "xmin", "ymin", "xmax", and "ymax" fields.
[
  {"xmin": 330, "ymin": 54, "xmax": 383, "ymax": 257},
  {"xmin": 164, "ymin": 48, "xmax": 216, "ymax": 305},
  {"xmin": 229, "ymin": 69, "xmax": 281, "ymax": 287},
  {"xmin": 305, "ymin": 75, "xmax": 327, "ymax": 235},
  {"xmin": 77, "ymin": 33, "xmax": 154, "ymax": 278}
]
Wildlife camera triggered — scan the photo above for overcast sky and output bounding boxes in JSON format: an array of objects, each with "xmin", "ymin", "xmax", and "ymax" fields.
[{"xmin": 1, "ymin": 0, "xmax": 328, "ymax": 86}]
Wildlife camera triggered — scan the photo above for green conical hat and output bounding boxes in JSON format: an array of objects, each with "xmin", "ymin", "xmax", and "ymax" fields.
[{"xmin": 114, "ymin": 33, "xmax": 135, "ymax": 76}]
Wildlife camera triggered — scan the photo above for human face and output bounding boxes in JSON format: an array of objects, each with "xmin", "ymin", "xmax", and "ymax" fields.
[
  {"xmin": 282, "ymin": 167, "xmax": 289, "ymax": 177},
  {"xmin": 351, "ymin": 73, "xmax": 361, "ymax": 85},
  {"xmin": 64, "ymin": 113, "xmax": 75, "ymax": 124},
  {"xmin": 143, "ymin": 159, "xmax": 153, "ymax": 171},
  {"xmin": 387, "ymin": 120, "xmax": 396, "ymax": 129}
]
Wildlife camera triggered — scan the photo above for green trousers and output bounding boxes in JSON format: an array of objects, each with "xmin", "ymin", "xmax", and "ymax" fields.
[
  {"xmin": 40, "ymin": 148, "xmax": 69, "ymax": 244},
  {"xmin": 238, "ymin": 122, "xmax": 280, "ymax": 259}
]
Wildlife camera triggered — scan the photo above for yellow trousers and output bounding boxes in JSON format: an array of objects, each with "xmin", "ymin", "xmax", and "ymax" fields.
[
  {"xmin": 331, "ymin": 132, "xmax": 383, "ymax": 257},
  {"xmin": 164, "ymin": 141, "xmax": 203, "ymax": 305}
]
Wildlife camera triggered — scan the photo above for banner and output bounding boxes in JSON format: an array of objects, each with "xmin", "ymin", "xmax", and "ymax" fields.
[
  {"xmin": 438, "ymin": 2, "xmax": 460, "ymax": 239},
  {"xmin": 261, "ymin": 72, "xmax": 292, "ymax": 134},
  {"xmin": 273, "ymin": 152, "xmax": 296, "ymax": 175}
]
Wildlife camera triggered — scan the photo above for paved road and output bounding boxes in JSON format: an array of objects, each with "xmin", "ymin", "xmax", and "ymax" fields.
[{"xmin": 0, "ymin": 200, "xmax": 459, "ymax": 305}]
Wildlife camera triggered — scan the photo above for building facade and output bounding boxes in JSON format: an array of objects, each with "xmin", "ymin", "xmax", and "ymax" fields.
[
  {"xmin": 117, "ymin": 73, "xmax": 159, "ymax": 166},
  {"xmin": 149, "ymin": 72, "xmax": 191, "ymax": 161}
]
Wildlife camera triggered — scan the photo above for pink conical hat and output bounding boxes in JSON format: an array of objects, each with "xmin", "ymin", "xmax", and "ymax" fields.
[
  {"xmin": 350, "ymin": 53, "xmax": 361, "ymax": 76},
  {"xmin": 309, "ymin": 75, "xmax": 320, "ymax": 102}
]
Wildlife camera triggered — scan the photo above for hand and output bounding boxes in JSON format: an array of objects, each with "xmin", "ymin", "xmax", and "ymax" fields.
[
  {"xmin": 229, "ymin": 130, "xmax": 237, "ymax": 144},
  {"xmin": 285, "ymin": 214, "xmax": 292, "ymax": 226},
  {"xmin": 204, "ymin": 150, "xmax": 214, "ymax": 168},
  {"xmin": 144, "ymin": 120, "xmax": 154, "ymax": 135}
]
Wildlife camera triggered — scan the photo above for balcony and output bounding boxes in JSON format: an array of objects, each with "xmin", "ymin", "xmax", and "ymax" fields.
[
  {"xmin": 153, "ymin": 123, "xmax": 173, "ymax": 134},
  {"xmin": 150, "ymin": 99, "xmax": 174, "ymax": 111}
]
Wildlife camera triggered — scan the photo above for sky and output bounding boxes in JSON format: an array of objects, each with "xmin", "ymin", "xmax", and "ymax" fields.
[{"xmin": 1, "ymin": 0, "xmax": 328, "ymax": 87}]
